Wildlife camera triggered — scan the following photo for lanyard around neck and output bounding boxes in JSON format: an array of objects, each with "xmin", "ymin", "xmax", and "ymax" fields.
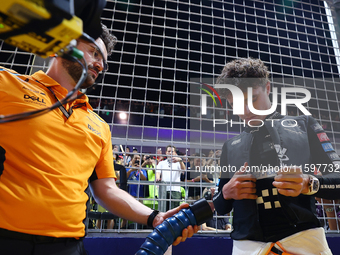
[{"xmin": 46, "ymin": 87, "xmax": 72, "ymax": 119}]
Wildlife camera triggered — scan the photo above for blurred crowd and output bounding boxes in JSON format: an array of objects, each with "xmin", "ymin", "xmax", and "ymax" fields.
[
  {"xmin": 89, "ymin": 145, "xmax": 233, "ymax": 231},
  {"xmin": 88, "ymin": 144, "xmax": 340, "ymax": 232}
]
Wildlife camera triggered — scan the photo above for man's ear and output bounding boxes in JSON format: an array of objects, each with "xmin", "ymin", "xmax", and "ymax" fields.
[
  {"xmin": 265, "ymin": 81, "xmax": 271, "ymax": 95},
  {"xmin": 226, "ymin": 95, "xmax": 233, "ymax": 109}
]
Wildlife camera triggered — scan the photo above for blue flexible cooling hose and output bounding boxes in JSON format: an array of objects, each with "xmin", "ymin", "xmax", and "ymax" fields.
[{"xmin": 136, "ymin": 198, "xmax": 213, "ymax": 255}]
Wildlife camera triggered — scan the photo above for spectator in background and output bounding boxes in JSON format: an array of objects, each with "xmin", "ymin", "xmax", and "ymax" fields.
[
  {"xmin": 122, "ymin": 155, "xmax": 147, "ymax": 229},
  {"xmin": 124, "ymin": 146, "xmax": 132, "ymax": 167},
  {"xmin": 127, "ymin": 155, "xmax": 147, "ymax": 198},
  {"xmin": 188, "ymin": 156, "xmax": 194, "ymax": 173},
  {"xmin": 89, "ymin": 97, "xmax": 100, "ymax": 110},
  {"xmin": 201, "ymin": 188, "xmax": 231, "ymax": 231},
  {"xmin": 178, "ymin": 105, "xmax": 186, "ymax": 116},
  {"xmin": 100, "ymin": 99, "xmax": 112, "ymax": 122},
  {"xmin": 142, "ymin": 154, "xmax": 158, "ymax": 210},
  {"xmin": 115, "ymin": 100, "xmax": 123, "ymax": 110},
  {"xmin": 132, "ymin": 146, "xmax": 138, "ymax": 155},
  {"xmin": 108, "ymin": 99, "xmax": 114, "ymax": 113},
  {"xmin": 206, "ymin": 150, "xmax": 222, "ymax": 166},
  {"xmin": 100, "ymin": 99, "xmax": 109, "ymax": 115},
  {"xmin": 205, "ymin": 150, "xmax": 222, "ymax": 181},
  {"xmin": 156, "ymin": 145, "xmax": 186, "ymax": 210},
  {"xmin": 156, "ymin": 147, "xmax": 164, "ymax": 164},
  {"xmin": 183, "ymin": 153, "xmax": 190, "ymax": 170},
  {"xmin": 129, "ymin": 147, "xmax": 139, "ymax": 167},
  {"xmin": 112, "ymin": 144, "xmax": 119, "ymax": 161},
  {"xmin": 186, "ymin": 153, "xmax": 213, "ymax": 201},
  {"xmin": 320, "ymin": 113, "xmax": 330, "ymax": 130},
  {"xmin": 115, "ymin": 155, "xmax": 127, "ymax": 192},
  {"xmin": 164, "ymin": 104, "xmax": 172, "ymax": 115},
  {"xmin": 159, "ymin": 104, "xmax": 165, "ymax": 117},
  {"xmin": 146, "ymin": 102, "xmax": 155, "ymax": 114},
  {"xmin": 131, "ymin": 101, "xmax": 143, "ymax": 112}
]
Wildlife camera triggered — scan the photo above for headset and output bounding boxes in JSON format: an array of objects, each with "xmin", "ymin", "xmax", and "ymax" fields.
[
  {"xmin": 0, "ymin": 0, "xmax": 106, "ymax": 57},
  {"xmin": 0, "ymin": 0, "xmax": 107, "ymax": 123}
]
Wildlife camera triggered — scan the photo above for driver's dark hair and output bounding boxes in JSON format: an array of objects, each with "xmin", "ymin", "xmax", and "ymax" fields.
[
  {"xmin": 217, "ymin": 58, "xmax": 269, "ymax": 82},
  {"xmin": 99, "ymin": 23, "xmax": 117, "ymax": 56},
  {"xmin": 216, "ymin": 58, "xmax": 270, "ymax": 96}
]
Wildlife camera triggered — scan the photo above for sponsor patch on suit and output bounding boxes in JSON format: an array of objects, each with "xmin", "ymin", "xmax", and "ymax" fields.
[
  {"xmin": 322, "ymin": 143, "xmax": 334, "ymax": 152},
  {"xmin": 310, "ymin": 123, "xmax": 323, "ymax": 132},
  {"xmin": 328, "ymin": 152, "xmax": 340, "ymax": 161},
  {"xmin": 317, "ymin": 132, "xmax": 330, "ymax": 142}
]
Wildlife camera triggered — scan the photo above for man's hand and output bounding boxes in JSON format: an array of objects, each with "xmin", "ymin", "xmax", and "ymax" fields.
[
  {"xmin": 172, "ymin": 157, "xmax": 183, "ymax": 163},
  {"xmin": 215, "ymin": 150, "xmax": 222, "ymax": 157},
  {"xmin": 155, "ymin": 172, "xmax": 161, "ymax": 182},
  {"xmin": 222, "ymin": 162, "xmax": 257, "ymax": 200},
  {"xmin": 272, "ymin": 166, "xmax": 309, "ymax": 197},
  {"xmin": 153, "ymin": 203, "xmax": 199, "ymax": 246}
]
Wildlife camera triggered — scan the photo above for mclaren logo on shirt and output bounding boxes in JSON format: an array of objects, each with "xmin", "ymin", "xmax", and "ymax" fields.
[
  {"xmin": 88, "ymin": 124, "xmax": 102, "ymax": 137},
  {"xmin": 24, "ymin": 94, "xmax": 46, "ymax": 105}
]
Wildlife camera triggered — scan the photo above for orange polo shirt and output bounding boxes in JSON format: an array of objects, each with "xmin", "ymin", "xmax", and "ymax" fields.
[{"xmin": 0, "ymin": 67, "xmax": 116, "ymax": 238}]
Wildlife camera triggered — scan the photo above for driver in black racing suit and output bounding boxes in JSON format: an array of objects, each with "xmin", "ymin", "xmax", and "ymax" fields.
[{"xmin": 213, "ymin": 58, "xmax": 340, "ymax": 255}]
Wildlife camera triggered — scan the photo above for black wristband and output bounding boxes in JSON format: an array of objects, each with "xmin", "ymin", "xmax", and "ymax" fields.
[{"xmin": 147, "ymin": 210, "xmax": 159, "ymax": 229}]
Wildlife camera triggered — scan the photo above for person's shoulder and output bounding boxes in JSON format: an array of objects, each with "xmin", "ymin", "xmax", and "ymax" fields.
[
  {"xmin": 0, "ymin": 66, "xmax": 28, "ymax": 80},
  {"xmin": 0, "ymin": 66, "xmax": 19, "ymax": 75},
  {"xmin": 286, "ymin": 114, "xmax": 318, "ymax": 129},
  {"xmin": 0, "ymin": 67, "xmax": 32, "ymax": 91},
  {"xmin": 87, "ymin": 109, "xmax": 110, "ymax": 128},
  {"xmin": 284, "ymin": 114, "xmax": 308, "ymax": 121}
]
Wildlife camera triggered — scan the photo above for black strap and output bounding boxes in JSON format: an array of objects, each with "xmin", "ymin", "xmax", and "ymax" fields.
[
  {"xmin": 0, "ymin": 146, "xmax": 5, "ymax": 176},
  {"xmin": 47, "ymin": 87, "xmax": 71, "ymax": 119},
  {"xmin": 147, "ymin": 210, "xmax": 159, "ymax": 229},
  {"xmin": 271, "ymin": 246, "xmax": 283, "ymax": 255}
]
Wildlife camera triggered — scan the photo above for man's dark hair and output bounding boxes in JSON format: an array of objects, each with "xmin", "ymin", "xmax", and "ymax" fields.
[
  {"xmin": 99, "ymin": 23, "xmax": 117, "ymax": 56},
  {"xmin": 166, "ymin": 145, "xmax": 176, "ymax": 152},
  {"xmin": 216, "ymin": 58, "xmax": 270, "ymax": 97}
]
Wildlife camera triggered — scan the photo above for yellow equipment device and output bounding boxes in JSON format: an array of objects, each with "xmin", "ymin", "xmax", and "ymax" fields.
[{"xmin": 0, "ymin": 0, "xmax": 105, "ymax": 57}]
